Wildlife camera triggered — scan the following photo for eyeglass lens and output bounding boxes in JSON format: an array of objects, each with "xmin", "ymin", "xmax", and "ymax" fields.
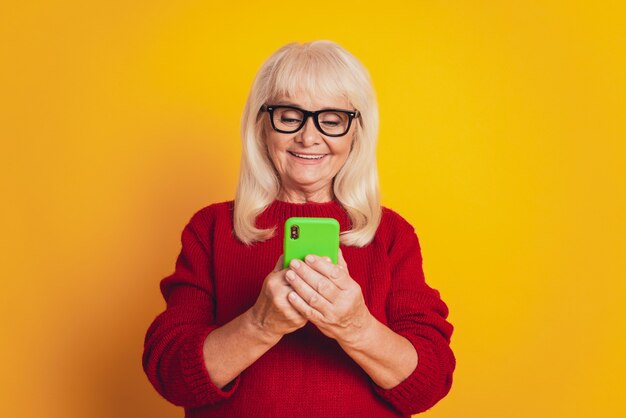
[{"xmin": 272, "ymin": 107, "xmax": 351, "ymax": 136}]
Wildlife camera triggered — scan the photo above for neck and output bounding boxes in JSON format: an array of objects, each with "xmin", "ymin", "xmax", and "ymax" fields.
[{"xmin": 277, "ymin": 185, "xmax": 334, "ymax": 203}]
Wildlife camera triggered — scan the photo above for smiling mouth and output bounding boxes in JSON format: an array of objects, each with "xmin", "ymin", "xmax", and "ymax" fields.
[{"xmin": 288, "ymin": 151, "xmax": 326, "ymax": 160}]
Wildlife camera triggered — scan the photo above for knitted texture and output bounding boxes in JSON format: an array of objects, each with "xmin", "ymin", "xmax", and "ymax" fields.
[{"xmin": 143, "ymin": 200, "xmax": 455, "ymax": 417}]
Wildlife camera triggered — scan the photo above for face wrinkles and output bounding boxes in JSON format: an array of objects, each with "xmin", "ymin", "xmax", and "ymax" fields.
[{"xmin": 264, "ymin": 92, "xmax": 355, "ymax": 202}]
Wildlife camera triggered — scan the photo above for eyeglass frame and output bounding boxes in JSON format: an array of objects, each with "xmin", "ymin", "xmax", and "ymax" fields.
[{"xmin": 261, "ymin": 104, "xmax": 360, "ymax": 137}]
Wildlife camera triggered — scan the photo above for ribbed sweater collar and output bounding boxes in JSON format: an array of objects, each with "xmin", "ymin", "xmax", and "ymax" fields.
[{"xmin": 257, "ymin": 199, "xmax": 351, "ymax": 232}]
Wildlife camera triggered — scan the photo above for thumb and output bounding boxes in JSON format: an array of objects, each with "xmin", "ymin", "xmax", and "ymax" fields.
[{"xmin": 273, "ymin": 255, "xmax": 285, "ymax": 272}]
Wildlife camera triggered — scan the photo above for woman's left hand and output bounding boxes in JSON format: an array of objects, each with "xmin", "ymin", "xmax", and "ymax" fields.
[{"xmin": 285, "ymin": 249, "xmax": 373, "ymax": 345}]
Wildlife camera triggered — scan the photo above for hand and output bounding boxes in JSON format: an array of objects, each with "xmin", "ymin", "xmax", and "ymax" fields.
[
  {"xmin": 249, "ymin": 256, "xmax": 308, "ymax": 342},
  {"xmin": 285, "ymin": 249, "xmax": 373, "ymax": 345}
]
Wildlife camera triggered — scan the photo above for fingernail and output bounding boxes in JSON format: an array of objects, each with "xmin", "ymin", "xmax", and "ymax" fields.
[
  {"xmin": 305, "ymin": 255, "xmax": 316, "ymax": 263},
  {"xmin": 291, "ymin": 259, "xmax": 301, "ymax": 268},
  {"xmin": 286, "ymin": 271, "xmax": 295, "ymax": 281}
]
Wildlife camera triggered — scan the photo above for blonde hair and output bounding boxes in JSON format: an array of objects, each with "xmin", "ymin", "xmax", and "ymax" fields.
[{"xmin": 234, "ymin": 40, "xmax": 381, "ymax": 247}]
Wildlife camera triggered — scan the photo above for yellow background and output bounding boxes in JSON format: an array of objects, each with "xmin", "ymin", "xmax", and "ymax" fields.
[{"xmin": 2, "ymin": 1, "xmax": 624, "ymax": 417}]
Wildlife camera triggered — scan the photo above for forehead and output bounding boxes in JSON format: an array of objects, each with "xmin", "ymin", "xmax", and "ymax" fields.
[{"xmin": 273, "ymin": 90, "xmax": 352, "ymax": 110}]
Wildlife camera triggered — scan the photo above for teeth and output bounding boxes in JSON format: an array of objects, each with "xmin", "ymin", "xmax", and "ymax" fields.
[{"xmin": 291, "ymin": 152, "xmax": 324, "ymax": 160}]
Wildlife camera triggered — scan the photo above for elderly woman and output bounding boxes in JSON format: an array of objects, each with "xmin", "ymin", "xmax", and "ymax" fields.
[{"xmin": 143, "ymin": 40, "xmax": 455, "ymax": 417}]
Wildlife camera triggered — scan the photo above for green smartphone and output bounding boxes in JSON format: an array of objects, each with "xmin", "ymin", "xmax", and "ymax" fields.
[{"xmin": 283, "ymin": 217, "xmax": 340, "ymax": 269}]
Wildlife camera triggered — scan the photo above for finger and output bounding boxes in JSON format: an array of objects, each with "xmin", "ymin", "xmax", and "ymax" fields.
[
  {"xmin": 337, "ymin": 248, "xmax": 348, "ymax": 268},
  {"xmin": 291, "ymin": 257, "xmax": 342, "ymax": 299},
  {"xmin": 273, "ymin": 255, "xmax": 284, "ymax": 272},
  {"xmin": 301, "ymin": 254, "xmax": 349, "ymax": 291},
  {"xmin": 287, "ymin": 290, "xmax": 325, "ymax": 324},
  {"xmin": 285, "ymin": 268, "xmax": 334, "ymax": 313}
]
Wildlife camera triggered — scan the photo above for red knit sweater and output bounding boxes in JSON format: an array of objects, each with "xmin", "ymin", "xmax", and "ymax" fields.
[{"xmin": 143, "ymin": 200, "xmax": 455, "ymax": 417}]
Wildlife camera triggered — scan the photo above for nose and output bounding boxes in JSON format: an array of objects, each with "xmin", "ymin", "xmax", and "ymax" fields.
[{"xmin": 295, "ymin": 116, "xmax": 321, "ymax": 146}]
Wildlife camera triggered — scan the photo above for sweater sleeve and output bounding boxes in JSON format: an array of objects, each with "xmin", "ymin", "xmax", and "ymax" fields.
[
  {"xmin": 142, "ymin": 209, "xmax": 240, "ymax": 408},
  {"xmin": 371, "ymin": 211, "xmax": 456, "ymax": 415}
]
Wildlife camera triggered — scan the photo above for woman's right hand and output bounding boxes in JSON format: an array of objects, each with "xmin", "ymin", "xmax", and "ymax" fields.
[{"xmin": 249, "ymin": 256, "xmax": 308, "ymax": 341}]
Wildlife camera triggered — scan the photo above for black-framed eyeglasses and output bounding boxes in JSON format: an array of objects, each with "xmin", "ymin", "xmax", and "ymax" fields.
[{"xmin": 261, "ymin": 105, "xmax": 360, "ymax": 137}]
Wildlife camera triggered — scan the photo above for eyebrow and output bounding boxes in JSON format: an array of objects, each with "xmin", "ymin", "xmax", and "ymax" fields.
[{"xmin": 272, "ymin": 102, "xmax": 351, "ymax": 111}]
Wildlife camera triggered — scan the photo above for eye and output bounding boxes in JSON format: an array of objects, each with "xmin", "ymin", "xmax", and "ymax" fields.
[
  {"xmin": 319, "ymin": 112, "xmax": 347, "ymax": 127},
  {"xmin": 277, "ymin": 108, "xmax": 303, "ymax": 125},
  {"xmin": 281, "ymin": 116, "xmax": 302, "ymax": 124}
]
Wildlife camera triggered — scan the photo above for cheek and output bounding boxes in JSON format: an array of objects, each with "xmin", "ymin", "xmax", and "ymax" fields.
[
  {"xmin": 266, "ymin": 144, "xmax": 283, "ymax": 169},
  {"xmin": 263, "ymin": 127, "xmax": 280, "ymax": 158},
  {"xmin": 265, "ymin": 135, "xmax": 290, "ymax": 170},
  {"xmin": 332, "ymin": 137, "xmax": 354, "ymax": 162}
]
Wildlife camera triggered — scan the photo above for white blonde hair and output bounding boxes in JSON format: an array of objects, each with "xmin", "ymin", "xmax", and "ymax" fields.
[{"xmin": 234, "ymin": 40, "xmax": 381, "ymax": 247}]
